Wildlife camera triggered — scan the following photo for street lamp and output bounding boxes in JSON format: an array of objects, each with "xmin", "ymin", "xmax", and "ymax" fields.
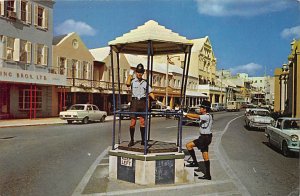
[{"xmin": 166, "ymin": 55, "xmax": 180, "ymax": 107}]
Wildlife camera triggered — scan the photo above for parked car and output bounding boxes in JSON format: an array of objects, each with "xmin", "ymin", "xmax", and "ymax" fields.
[
  {"xmin": 59, "ymin": 104, "xmax": 107, "ymax": 124},
  {"xmin": 151, "ymin": 102, "xmax": 167, "ymax": 117},
  {"xmin": 226, "ymin": 101, "xmax": 241, "ymax": 112},
  {"xmin": 244, "ymin": 108, "xmax": 274, "ymax": 129},
  {"xmin": 265, "ymin": 118, "xmax": 300, "ymax": 156},
  {"xmin": 211, "ymin": 103, "xmax": 225, "ymax": 112}
]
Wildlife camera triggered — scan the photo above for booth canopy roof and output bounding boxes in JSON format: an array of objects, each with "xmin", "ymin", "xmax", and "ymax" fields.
[{"xmin": 108, "ymin": 20, "xmax": 193, "ymax": 55}]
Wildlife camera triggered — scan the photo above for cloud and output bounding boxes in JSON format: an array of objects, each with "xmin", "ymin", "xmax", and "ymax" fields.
[
  {"xmin": 229, "ymin": 63, "xmax": 263, "ymax": 76},
  {"xmin": 281, "ymin": 25, "xmax": 300, "ymax": 39},
  {"xmin": 55, "ymin": 19, "xmax": 96, "ymax": 36},
  {"xmin": 194, "ymin": 0, "xmax": 292, "ymax": 17}
]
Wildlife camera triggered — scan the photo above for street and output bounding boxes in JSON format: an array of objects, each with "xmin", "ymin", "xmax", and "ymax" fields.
[{"xmin": 0, "ymin": 111, "xmax": 299, "ymax": 196}]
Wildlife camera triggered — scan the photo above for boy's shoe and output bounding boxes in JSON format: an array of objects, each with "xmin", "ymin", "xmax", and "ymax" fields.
[
  {"xmin": 198, "ymin": 175, "xmax": 211, "ymax": 180},
  {"xmin": 185, "ymin": 162, "xmax": 199, "ymax": 167}
]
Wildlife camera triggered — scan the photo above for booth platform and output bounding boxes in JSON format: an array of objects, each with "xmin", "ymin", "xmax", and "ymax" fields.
[{"xmin": 109, "ymin": 141, "xmax": 194, "ymax": 185}]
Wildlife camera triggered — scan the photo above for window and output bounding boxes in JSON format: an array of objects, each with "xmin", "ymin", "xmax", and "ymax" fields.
[
  {"xmin": 6, "ymin": 36, "xmax": 14, "ymax": 60},
  {"xmin": 34, "ymin": 43, "xmax": 48, "ymax": 65},
  {"xmin": 66, "ymin": 59, "xmax": 74, "ymax": 78},
  {"xmin": 20, "ymin": 39, "xmax": 30, "ymax": 63},
  {"xmin": 83, "ymin": 61, "xmax": 90, "ymax": 79},
  {"xmin": 20, "ymin": 0, "xmax": 31, "ymax": 23},
  {"xmin": 34, "ymin": 4, "xmax": 48, "ymax": 29},
  {"xmin": 7, "ymin": 0, "xmax": 15, "ymax": 12},
  {"xmin": 58, "ymin": 57, "xmax": 66, "ymax": 75},
  {"xmin": 18, "ymin": 87, "xmax": 42, "ymax": 110},
  {"xmin": 122, "ymin": 69, "xmax": 127, "ymax": 83}
]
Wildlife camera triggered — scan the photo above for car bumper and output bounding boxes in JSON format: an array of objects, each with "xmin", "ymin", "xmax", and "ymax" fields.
[
  {"xmin": 249, "ymin": 122, "xmax": 271, "ymax": 128},
  {"xmin": 60, "ymin": 117, "xmax": 81, "ymax": 121}
]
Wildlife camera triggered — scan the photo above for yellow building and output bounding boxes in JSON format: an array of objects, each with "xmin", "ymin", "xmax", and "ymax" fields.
[
  {"xmin": 287, "ymin": 39, "xmax": 300, "ymax": 118},
  {"xmin": 52, "ymin": 32, "xmax": 95, "ymax": 114}
]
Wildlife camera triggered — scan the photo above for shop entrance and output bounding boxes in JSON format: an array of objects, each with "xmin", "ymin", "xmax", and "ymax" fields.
[{"xmin": 0, "ymin": 83, "xmax": 10, "ymax": 119}]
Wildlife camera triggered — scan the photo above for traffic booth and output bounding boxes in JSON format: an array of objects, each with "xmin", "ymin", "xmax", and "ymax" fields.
[{"xmin": 107, "ymin": 20, "xmax": 194, "ymax": 185}]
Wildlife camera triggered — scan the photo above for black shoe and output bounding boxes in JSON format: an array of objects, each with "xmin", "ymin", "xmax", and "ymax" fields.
[
  {"xmin": 194, "ymin": 172, "xmax": 198, "ymax": 177},
  {"xmin": 198, "ymin": 175, "xmax": 211, "ymax": 180},
  {"xmin": 128, "ymin": 140, "xmax": 134, "ymax": 147},
  {"xmin": 186, "ymin": 162, "xmax": 199, "ymax": 167}
]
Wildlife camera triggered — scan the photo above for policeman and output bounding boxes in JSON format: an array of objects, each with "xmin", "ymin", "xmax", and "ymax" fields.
[
  {"xmin": 126, "ymin": 63, "xmax": 156, "ymax": 147},
  {"xmin": 184, "ymin": 100, "xmax": 213, "ymax": 180}
]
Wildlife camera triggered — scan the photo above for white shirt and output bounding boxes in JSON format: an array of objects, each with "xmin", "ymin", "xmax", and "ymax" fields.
[
  {"xmin": 199, "ymin": 113, "xmax": 213, "ymax": 135},
  {"xmin": 131, "ymin": 78, "xmax": 152, "ymax": 99}
]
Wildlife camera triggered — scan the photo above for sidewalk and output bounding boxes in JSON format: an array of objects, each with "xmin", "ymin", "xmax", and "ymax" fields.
[{"xmin": 0, "ymin": 116, "xmax": 115, "ymax": 128}]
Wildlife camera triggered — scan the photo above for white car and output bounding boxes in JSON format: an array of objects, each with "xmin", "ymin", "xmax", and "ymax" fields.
[
  {"xmin": 245, "ymin": 108, "xmax": 274, "ymax": 129},
  {"xmin": 59, "ymin": 104, "xmax": 107, "ymax": 124},
  {"xmin": 265, "ymin": 118, "xmax": 300, "ymax": 156}
]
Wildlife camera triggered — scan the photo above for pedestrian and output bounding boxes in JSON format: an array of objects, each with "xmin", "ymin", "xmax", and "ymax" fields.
[
  {"xmin": 184, "ymin": 100, "xmax": 213, "ymax": 180},
  {"xmin": 125, "ymin": 63, "xmax": 156, "ymax": 147}
]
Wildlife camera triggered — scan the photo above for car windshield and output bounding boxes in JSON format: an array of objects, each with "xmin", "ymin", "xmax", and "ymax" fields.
[
  {"xmin": 69, "ymin": 105, "xmax": 85, "ymax": 110},
  {"xmin": 254, "ymin": 111, "xmax": 269, "ymax": 116},
  {"xmin": 283, "ymin": 120, "xmax": 300, "ymax": 130}
]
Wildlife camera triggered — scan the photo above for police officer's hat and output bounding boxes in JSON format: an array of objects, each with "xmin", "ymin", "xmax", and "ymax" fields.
[
  {"xmin": 200, "ymin": 100, "xmax": 211, "ymax": 110},
  {"xmin": 136, "ymin": 63, "xmax": 145, "ymax": 73}
]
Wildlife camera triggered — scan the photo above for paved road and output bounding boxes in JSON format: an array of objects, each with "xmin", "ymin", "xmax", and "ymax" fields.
[
  {"xmin": 221, "ymin": 114, "xmax": 299, "ymax": 196},
  {"xmin": 0, "ymin": 121, "xmax": 113, "ymax": 196},
  {"xmin": 0, "ymin": 112, "xmax": 298, "ymax": 195}
]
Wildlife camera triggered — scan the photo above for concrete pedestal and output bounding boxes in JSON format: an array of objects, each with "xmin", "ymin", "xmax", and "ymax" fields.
[{"xmin": 109, "ymin": 143, "xmax": 194, "ymax": 185}]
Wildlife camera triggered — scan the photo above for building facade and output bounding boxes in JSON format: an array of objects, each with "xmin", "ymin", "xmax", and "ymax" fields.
[{"xmin": 0, "ymin": 0, "xmax": 65, "ymax": 119}]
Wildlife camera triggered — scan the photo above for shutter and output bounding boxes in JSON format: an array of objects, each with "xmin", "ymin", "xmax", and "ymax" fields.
[
  {"xmin": 26, "ymin": 41, "xmax": 31, "ymax": 64},
  {"xmin": 13, "ymin": 38, "xmax": 20, "ymax": 61},
  {"xmin": 13, "ymin": 0, "xmax": 16, "ymax": 12},
  {"xmin": 34, "ymin": 4, "xmax": 38, "ymax": 26},
  {"xmin": 2, "ymin": 36, "xmax": 6, "ymax": 59},
  {"xmin": 27, "ymin": 2, "xmax": 31, "ymax": 24},
  {"xmin": 57, "ymin": 56, "xmax": 60, "ymax": 74},
  {"xmin": 34, "ymin": 43, "xmax": 37, "ymax": 64},
  {"xmin": 43, "ymin": 45, "xmax": 48, "ymax": 65},
  {"xmin": 43, "ymin": 8, "xmax": 48, "ymax": 29},
  {"xmin": 0, "ymin": 0, "xmax": 4, "ymax": 16}
]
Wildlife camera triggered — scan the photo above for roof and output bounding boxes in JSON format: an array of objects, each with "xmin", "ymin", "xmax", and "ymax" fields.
[
  {"xmin": 90, "ymin": 47, "xmax": 111, "ymax": 62},
  {"xmin": 190, "ymin": 37, "xmax": 207, "ymax": 52},
  {"xmin": 109, "ymin": 20, "xmax": 193, "ymax": 55},
  {"xmin": 186, "ymin": 91, "xmax": 208, "ymax": 97},
  {"xmin": 53, "ymin": 34, "xmax": 68, "ymax": 45}
]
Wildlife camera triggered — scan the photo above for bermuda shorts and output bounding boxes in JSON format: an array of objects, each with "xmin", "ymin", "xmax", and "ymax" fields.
[
  {"xmin": 130, "ymin": 99, "xmax": 147, "ymax": 118},
  {"xmin": 193, "ymin": 134, "xmax": 212, "ymax": 152}
]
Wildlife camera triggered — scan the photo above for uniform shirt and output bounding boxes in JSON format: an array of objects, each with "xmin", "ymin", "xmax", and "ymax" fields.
[
  {"xmin": 198, "ymin": 113, "xmax": 213, "ymax": 134},
  {"xmin": 131, "ymin": 78, "xmax": 152, "ymax": 99}
]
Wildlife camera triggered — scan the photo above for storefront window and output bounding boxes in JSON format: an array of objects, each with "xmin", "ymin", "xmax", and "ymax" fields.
[{"xmin": 19, "ymin": 88, "xmax": 42, "ymax": 110}]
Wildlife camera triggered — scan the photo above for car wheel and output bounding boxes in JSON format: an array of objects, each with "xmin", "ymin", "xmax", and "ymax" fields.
[
  {"xmin": 100, "ymin": 116, "xmax": 106, "ymax": 122},
  {"xmin": 282, "ymin": 141, "xmax": 290, "ymax": 157},
  {"xmin": 67, "ymin": 120, "xmax": 72, "ymax": 124},
  {"xmin": 82, "ymin": 117, "xmax": 89, "ymax": 124},
  {"xmin": 267, "ymin": 135, "xmax": 272, "ymax": 146}
]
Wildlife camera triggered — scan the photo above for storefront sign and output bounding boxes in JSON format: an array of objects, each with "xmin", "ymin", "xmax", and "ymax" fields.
[{"xmin": 0, "ymin": 67, "xmax": 66, "ymax": 86}]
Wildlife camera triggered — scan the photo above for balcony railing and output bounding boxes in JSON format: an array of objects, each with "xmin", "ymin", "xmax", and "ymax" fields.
[{"xmin": 66, "ymin": 78, "xmax": 129, "ymax": 91}]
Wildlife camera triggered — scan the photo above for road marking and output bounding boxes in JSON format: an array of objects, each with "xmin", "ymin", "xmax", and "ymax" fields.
[
  {"xmin": 253, "ymin": 168, "xmax": 257, "ymax": 173},
  {"xmin": 72, "ymin": 146, "xmax": 110, "ymax": 196},
  {"xmin": 166, "ymin": 125, "xmax": 177, "ymax": 129}
]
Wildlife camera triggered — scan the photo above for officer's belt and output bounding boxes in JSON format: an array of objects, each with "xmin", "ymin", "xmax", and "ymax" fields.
[{"xmin": 132, "ymin": 97, "xmax": 146, "ymax": 101}]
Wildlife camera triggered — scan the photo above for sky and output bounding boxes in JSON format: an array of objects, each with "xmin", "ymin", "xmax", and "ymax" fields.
[{"xmin": 53, "ymin": 0, "xmax": 300, "ymax": 77}]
